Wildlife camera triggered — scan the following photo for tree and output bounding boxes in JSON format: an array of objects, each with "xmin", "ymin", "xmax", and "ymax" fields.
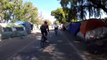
[
  {"xmin": 0, "ymin": 0, "xmax": 38, "ymax": 23},
  {"xmin": 0, "ymin": 0, "xmax": 12, "ymax": 22},
  {"xmin": 58, "ymin": 0, "xmax": 107, "ymax": 22},
  {"xmin": 51, "ymin": 8, "xmax": 66, "ymax": 23},
  {"xmin": 35, "ymin": 17, "xmax": 43, "ymax": 25},
  {"xmin": 54, "ymin": 20, "xmax": 60, "ymax": 25},
  {"xmin": 60, "ymin": 0, "xmax": 78, "ymax": 21},
  {"xmin": 88, "ymin": 0, "xmax": 107, "ymax": 13},
  {"xmin": 22, "ymin": 2, "xmax": 38, "ymax": 22}
]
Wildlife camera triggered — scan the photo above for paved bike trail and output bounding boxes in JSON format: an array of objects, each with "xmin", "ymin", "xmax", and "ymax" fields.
[{"xmin": 9, "ymin": 30, "xmax": 87, "ymax": 60}]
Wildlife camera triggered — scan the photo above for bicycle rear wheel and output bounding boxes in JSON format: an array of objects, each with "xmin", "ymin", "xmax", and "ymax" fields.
[
  {"xmin": 55, "ymin": 29, "xmax": 58, "ymax": 35},
  {"xmin": 40, "ymin": 35, "xmax": 46, "ymax": 48}
]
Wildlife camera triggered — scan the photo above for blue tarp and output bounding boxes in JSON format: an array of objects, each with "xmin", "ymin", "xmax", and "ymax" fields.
[
  {"xmin": 15, "ymin": 21, "xmax": 32, "ymax": 34},
  {"xmin": 14, "ymin": 21, "xmax": 25, "ymax": 25},
  {"xmin": 67, "ymin": 22, "xmax": 81, "ymax": 35}
]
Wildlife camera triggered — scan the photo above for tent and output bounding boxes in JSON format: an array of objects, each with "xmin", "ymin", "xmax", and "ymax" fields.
[
  {"xmin": 15, "ymin": 21, "xmax": 32, "ymax": 34},
  {"xmin": 67, "ymin": 22, "xmax": 81, "ymax": 35},
  {"xmin": 80, "ymin": 19, "xmax": 107, "ymax": 37},
  {"xmin": 14, "ymin": 21, "xmax": 24, "ymax": 25},
  {"xmin": 0, "ymin": 22, "xmax": 28, "ymax": 40}
]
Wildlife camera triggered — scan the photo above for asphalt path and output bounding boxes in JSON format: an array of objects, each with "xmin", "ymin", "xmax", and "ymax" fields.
[{"xmin": 0, "ymin": 29, "xmax": 87, "ymax": 60}]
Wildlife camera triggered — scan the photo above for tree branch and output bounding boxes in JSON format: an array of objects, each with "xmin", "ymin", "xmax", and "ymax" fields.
[{"xmin": 89, "ymin": 0, "xmax": 107, "ymax": 13}]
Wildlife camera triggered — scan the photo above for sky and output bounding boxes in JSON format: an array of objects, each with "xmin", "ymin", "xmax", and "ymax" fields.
[{"xmin": 24, "ymin": 0, "xmax": 61, "ymax": 23}]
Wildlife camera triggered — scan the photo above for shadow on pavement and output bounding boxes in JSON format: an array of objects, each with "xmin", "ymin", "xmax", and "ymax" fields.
[{"xmin": 9, "ymin": 30, "xmax": 85, "ymax": 60}]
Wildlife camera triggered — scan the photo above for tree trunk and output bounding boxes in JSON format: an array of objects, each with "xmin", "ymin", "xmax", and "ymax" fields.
[{"xmin": 67, "ymin": 8, "xmax": 72, "ymax": 22}]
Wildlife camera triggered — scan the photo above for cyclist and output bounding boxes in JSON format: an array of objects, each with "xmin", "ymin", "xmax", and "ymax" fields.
[
  {"xmin": 53, "ymin": 23, "xmax": 58, "ymax": 35},
  {"xmin": 40, "ymin": 21, "xmax": 49, "ymax": 42}
]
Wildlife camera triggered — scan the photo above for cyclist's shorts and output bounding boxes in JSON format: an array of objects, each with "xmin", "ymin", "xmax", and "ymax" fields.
[
  {"xmin": 55, "ymin": 27, "xmax": 58, "ymax": 30},
  {"xmin": 41, "ymin": 31, "xmax": 48, "ymax": 36}
]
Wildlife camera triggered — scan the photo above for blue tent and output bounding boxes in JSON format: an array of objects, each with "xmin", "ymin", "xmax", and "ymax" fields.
[
  {"xmin": 68, "ymin": 22, "xmax": 81, "ymax": 35},
  {"xmin": 15, "ymin": 21, "xmax": 32, "ymax": 34},
  {"xmin": 14, "ymin": 21, "xmax": 25, "ymax": 25}
]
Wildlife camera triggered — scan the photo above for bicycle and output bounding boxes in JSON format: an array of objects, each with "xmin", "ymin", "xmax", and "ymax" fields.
[{"xmin": 40, "ymin": 33, "xmax": 48, "ymax": 48}]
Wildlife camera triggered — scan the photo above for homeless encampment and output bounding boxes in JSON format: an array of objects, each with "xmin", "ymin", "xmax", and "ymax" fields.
[
  {"xmin": 77, "ymin": 19, "xmax": 107, "ymax": 53},
  {"xmin": 80, "ymin": 19, "xmax": 107, "ymax": 37},
  {"xmin": 15, "ymin": 21, "xmax": 33, "ymax": 34},
  {"xmin": 67, "ymin": 22, "xmax": 81, "ymax": 35},
  {"xmin": 0, "ymin": 23, "xmax": 27, "ymax": 40}
]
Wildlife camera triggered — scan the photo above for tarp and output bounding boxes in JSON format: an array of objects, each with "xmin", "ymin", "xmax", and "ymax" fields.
[
  {"xmin": 0, "ymin": 23, "xmax": 28, "ymax": 40},
  {"xmin": 85, "ymin": 27, "xmax": 107, "ymax": 40},
  {"xmin": 15, "ymin": 21, "xmax": 32, "ymax": 34},
  {"xmin": 67, "ymin": 22, "xmax": 81, "ymax": 35},
  {"xmin": 14, "ymin": 21, "xmax": 24, "ymax": 25},
  {"xmin": 80, "ymin": 19, "xmax": 107, "ymax": 37}
]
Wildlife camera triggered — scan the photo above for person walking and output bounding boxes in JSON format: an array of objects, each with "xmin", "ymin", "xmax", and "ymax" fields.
[{"xmin": 53, "ymin": 23, "xmax": 58, "ymax": 35}]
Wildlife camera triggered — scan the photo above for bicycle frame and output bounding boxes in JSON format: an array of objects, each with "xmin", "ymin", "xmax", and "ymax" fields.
[
  {"xmin": 40, "ymin": 33, "xmax": 47, "ymax": 48},
  {"xmin": 41, "ymin": 34, "xmax": 47, "ymax": 42}
]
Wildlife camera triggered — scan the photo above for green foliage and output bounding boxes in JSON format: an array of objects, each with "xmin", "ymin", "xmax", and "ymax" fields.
[
  {"xmin": 34, "ymin": 18, "xmax": 43, "ymax": 25},
  {"xmin": 0, "ymin": 0, "xmax": 38, "ymax": 24},
  {"xmin": 51, "ymin": 8, "xmax": 66, "ymax": 23},
  {"xmin": 6, "ymin": 23, "xmax": 16, "ymax": 27},
  {"xmin": 59, "ymin": 0, "xmax": 78, "ymax": 21},
  {"xmin": 54, "ymin": 20, "xmax": 60, "ymax": 25},
  {"xmin": 58, "ymin": 0, "xmax": 107, "ymax": 22}
]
